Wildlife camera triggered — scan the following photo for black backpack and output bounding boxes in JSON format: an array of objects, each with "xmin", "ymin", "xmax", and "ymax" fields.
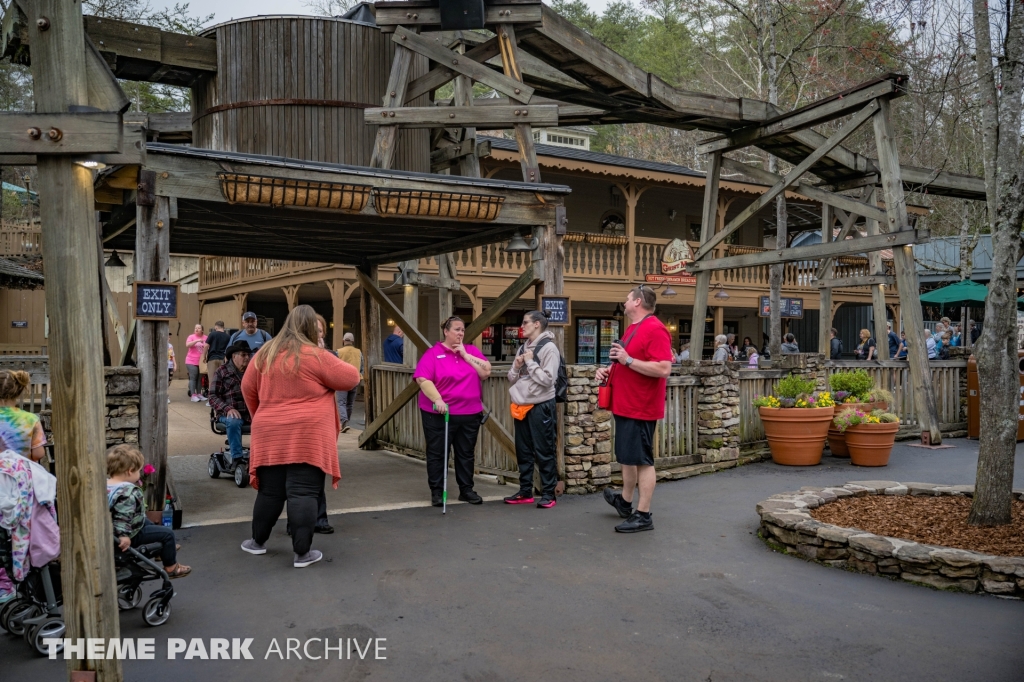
[{"xmin": 530, "ymin": 338, "xmax": 568, "ymax": 403}]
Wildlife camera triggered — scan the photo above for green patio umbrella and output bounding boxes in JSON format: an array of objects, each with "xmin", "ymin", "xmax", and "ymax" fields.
[{"xmin": 919, "ymin": 280, "xmax": 988, "ymax": 306}]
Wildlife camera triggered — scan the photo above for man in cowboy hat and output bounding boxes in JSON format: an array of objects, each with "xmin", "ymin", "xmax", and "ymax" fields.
[{"xmin": 209, "ymin": 340, "xmax": 253, "ymax": 463}]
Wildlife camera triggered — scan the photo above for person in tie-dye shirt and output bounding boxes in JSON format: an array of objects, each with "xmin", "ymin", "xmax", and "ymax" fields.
[{"xmin": 0, "ymin": 370, "xmax": 45, "ymax": 463}]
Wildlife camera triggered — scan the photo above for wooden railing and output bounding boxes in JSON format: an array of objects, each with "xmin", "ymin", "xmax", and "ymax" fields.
[
  {"xmin": 370, "ymin": 363, "xmax": 520, "ymax": 479},
  {"xmin": 0, "ymin": 222, "xmax": 42, "ymax": 257},
  {"xmin": 0, "ymin": 356, "xmax": 50, "ymax": 413},
  {"xmin": 0, "ymin": 344, "xmax": 47, "ymax": 355},
  {"xmin": 824, "ymin": 360, "xmax": 965, "ymax": 428},
  {"xmin": 198, "ymin": 233, "xmax": 896, "ymax": 297},
  {"xmin": 737, "ymin": 369, "xmax": 788, "ymax": 444}
]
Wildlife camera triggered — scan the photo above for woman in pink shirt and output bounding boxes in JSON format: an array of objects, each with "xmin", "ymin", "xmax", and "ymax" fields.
[
  {"xmin": 185, "ymin": 324, "xmax": 208, "ymax": 402},
  {"xmin": 413, "ymin": 316, "xmax": 491, "ymax": 507}
]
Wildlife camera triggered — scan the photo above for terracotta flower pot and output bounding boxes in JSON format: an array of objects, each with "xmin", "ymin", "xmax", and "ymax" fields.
[
  {"xmin": 827, "ymin": 426, "xmax": 849, "ymax": 457},
  {"xmin": 758, "ymin": 406, "xmax": 834, "ymax": 466},
  {"xmin": 837, "ymin": 400, "xmax": 888, "ymax": 413},
  {"xmin": 845, "ymin": 421, "xmax": 899, "ymax": 466}
]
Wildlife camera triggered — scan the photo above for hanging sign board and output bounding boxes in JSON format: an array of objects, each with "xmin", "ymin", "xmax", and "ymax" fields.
[
  {"xmin": 133, "ymin": 281, "xmax": 180, "ymax": 320},
  {"xmin": 10, "ymin": 321, "xmax": 27, "ymax": 328},
  {"xmin": 759, "ymin": 296, "xmax": 804, "ymax": 319},
  {"xmin": 656, "ymin": 238, "xmax": 696, "ymax": 284},
  {"xmin": 540, "ymin": 296, "xmax": 571, "ymax": 326}
]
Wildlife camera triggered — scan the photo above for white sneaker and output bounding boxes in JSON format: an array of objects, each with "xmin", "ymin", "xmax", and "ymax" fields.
[
  {"xmin": 191, "ymin": 395, "xmax": 201, "ymax": 402},
  {"xmin": 167, "ymin": 398, "xmax": 171, "ymax": 404}
]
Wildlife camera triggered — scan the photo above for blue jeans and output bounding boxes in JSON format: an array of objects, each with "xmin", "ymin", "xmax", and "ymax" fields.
[
  {"xmin": 336, "ymin": 388, "xmax": 356, "ymax": 425},
  {"xmin": 218, "ymin": 416, "xmax": 244, "ymax": 460}
]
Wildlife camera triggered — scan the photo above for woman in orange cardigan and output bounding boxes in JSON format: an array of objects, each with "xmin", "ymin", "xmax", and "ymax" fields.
[{"xmin": 239, "ymin": 305, "xmax": 360, "ymax": 568}]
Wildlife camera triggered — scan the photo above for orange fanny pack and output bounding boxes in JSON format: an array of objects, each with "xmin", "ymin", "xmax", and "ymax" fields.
[{"xmin": 510, "ymin": 402, "xmax": 534, "ymax": 420}]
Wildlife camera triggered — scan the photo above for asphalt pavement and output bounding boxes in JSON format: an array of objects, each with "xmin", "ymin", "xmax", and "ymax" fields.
[{"xmin": 3, "ymin": 439, "xmax": 1024, "ymax": 681}]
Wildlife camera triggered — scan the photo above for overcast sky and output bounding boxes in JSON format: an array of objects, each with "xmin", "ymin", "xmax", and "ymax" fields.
[{"xmin": 153, "ymin": 0, "xmax": 612, "ymax": 25}]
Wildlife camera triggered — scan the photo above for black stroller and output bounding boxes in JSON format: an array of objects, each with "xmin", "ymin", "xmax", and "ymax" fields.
[
  {"xmin": 207, "ymin": 407, "xmax": 251, "ymax": 487},
  {"xmin": 0, "ymin": 527, "xmax": 176, "ymax": 656}
]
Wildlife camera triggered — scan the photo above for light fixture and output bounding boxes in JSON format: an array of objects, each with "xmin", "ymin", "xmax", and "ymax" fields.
[
  {"xmin": 504, "ymin": 230, "xmax": 539, "ymax": 253},
  {"xmin": 713, "ymin": 284, "xmax": 730, "ymax": 301},
  {"xmin": 75, "ymin": 159, "xmax": 106, "ymax": 170},
  {"xmin": 104, "ymin": 250, "xmax": 126, "ymax": 268},
  {"xmin": 663, "ymin": 286, "xmax": 677, "ymax": 297},
  {"xmin": 668, "ymin": 209, "xmax": 677, "ymax": 221},
  {"xmin": 386, "ymin": 318, "xmax": 395, "ymax": 327},
  {"xmin": 613, "ymin": 302, "xmax": 624, "ymax": 317}
]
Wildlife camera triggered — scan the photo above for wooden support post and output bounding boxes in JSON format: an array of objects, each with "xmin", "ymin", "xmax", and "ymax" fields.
[
  {"xmin": 453, "ymin": 45, "xmax": 482, "ymax": 179},
  {"xmin": 282, "ymin": 284, "xmax": 300, "ymax": 311},
  {"xmin": 401, "ymin": 260, "xmax": 420, "ymax": 367},
  {"xmin": 864, "ymin": 187, "xmax": 890, "ymax": 359},
  {"xmin": 136, "ymin": 189, "xmax": 171, "ymax": 510},
  {"xmin": 30, "ymin": 0, "xmax": 124, "ymax": 669},
  {"xmin": 873, "ymin": 98, "xmax": 940, "ymax": 443},
  {"xmin": 689, "ymin": 153, "xmax": 722, "ymax": 358},
  {"xmin": 234, "ymin": 292, "xmax": 248, "ymax": 319},
  {"xmin": 359, "ymin": 265, "xmax": 382, "ymax": 449},
  {"xmin": 437, "ymin": 255, "xmax": 453, "ymax": 328},
  {"xmin": 497, "ymin": 23, "xmax": 540, "ymax": 183},
  {"xmin": 713, "ymin": 305, "xmax": 724, "ymax": 339},
  {"xmin": 370, "ymin": 33, "xmax": 416, "ymax": 169},
  {"xmin": 326, "ymin": 278, "xmax": 347, "ymax": 350},
  {"xmin": 818, "ymin": 205, "xmax": 833, "ymax": 355}
]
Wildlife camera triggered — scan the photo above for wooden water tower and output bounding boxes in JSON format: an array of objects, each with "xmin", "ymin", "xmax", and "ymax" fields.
[{"xmin": 191, "ymin": 15, "xmax": 429, "ymax": 171}]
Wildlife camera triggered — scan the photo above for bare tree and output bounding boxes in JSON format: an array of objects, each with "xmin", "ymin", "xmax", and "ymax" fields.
[
  {"xmin": 969, "ymin": 0, "xmax": 1024, "ymax": 525},
  {"xmin": 304, "ymin": 0, "xmax": 359, "ymax": 16}
]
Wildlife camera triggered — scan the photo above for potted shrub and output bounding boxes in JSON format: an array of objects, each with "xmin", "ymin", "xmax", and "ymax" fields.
[
  {"xmin": 753, "ymin": 375, "xmax": 836, "ymax": 466},
  {"xmin": 833, "ymin": 409, "xmax": 900, "ymax": 466}
]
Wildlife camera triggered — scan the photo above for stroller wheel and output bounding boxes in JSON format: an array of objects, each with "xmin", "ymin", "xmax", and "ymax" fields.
[
  {"xmin": 208, "ymin": 455, "xmax": 220, "ymax": 478},
  {"xmin": 142, "ymin": 597, "xmax": 171, "ymax": 627},
  {"xmin": 6, "ymin": 602, "xmax": 40, "ymax": 637},
  {"xmin": 28, "ymin": 617, "xmax": 65, "ymax": 656},
  {"xmin": 0, "ymin": 597, "xmax": 25, "ymax": 632},
  {"xmin": 234, "ymin": 463, "xmax": 248, "ymax": 488},
  {"xmin": 117, "ymin": 584, "xmax": 143, "ymax": 610}
]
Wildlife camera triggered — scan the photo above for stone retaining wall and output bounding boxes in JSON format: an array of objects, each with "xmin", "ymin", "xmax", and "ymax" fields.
[
  {"xmin": 757, "ymin": 480, "xmax": 1024, "ymax": 597},
  {"xmin": 40, "ymin": 367, "xmax": 141, "ymax": 447}
]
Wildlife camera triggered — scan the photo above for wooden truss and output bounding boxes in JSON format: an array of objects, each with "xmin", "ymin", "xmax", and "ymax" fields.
[{"xmin": 686, "ymin": 77, "xmax": 950, "ymax": 444}]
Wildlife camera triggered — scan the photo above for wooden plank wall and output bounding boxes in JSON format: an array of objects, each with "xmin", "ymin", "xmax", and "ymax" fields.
[
  {"xmin": 192, "ymin": 17, "xmax": 429, "ymax": 172},
  {"xmin": 0, "ymin": 288, "xmax": 47, "ymax": 346}
]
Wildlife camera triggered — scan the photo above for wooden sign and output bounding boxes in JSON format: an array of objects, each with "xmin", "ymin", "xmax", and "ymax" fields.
[
  {"xmin": 759, "ymin": 296, "xmax": 804, "ymax": 319},
  {"xmin": 540, "ymin": 296, "xmax": 571, "ymax": 325},
  {"xmin": 133, "ymin": 281, "xmax": 179, "ymax": 320},
  {"xmin": 645, "ymin": 273, "xmax": 696, "ymax": 285}
]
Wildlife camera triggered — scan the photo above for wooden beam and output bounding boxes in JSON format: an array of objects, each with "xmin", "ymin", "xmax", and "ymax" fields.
[
  {"xmin": 863, "ymin": 186, "xmax": 890, "ymax": 359},
  {"xmin": 405, "ymin": 36, "xmax": 501, "ymax": 103},
  {"xmin": 83, "ymin": 15, "xmax": 217, "ymax": 75},
  {"xmin": 375, "ymin": 4, "xmax": 543, "ymax": 28},
  {"xmin": 817, "ymin": 205, "xmax": 833, "ymax": 355},
  {"xmin": 689, "ymin": 152, "xmax": 721, "ymax": 356},
  {"xmin": 401, "ymin": 260, "xmax": 420, "ymax": 367},
  {"xmin": 483, "ymin": 411, "xmax": 517, "ymax": 458},
  {"xmin": 873, "ymin": 97, "xmax": 940, "ymax": 443},
  {"xmin": 119, "ymin": 318, "xmax": 137, "ymax": 367},
  {"xmin": 686, "ymin": 228, "xmax": 926, "ymax": 272},
  {"xmin": 84, "ymin": 34, "xmax": 129, "ymax": 113},
  {"xmin": 695, "ymin": 101, "xmax": 879, "ymax": 261},
  {"xmin": 365, "ymin": 104, "xmax": 558, "ymax": 129},
  {"xmin": 697, "ymin": 78, "xmax": 897, "ymax": 155},
  {"xmin": 354, "ymin": 268, "xmax": 431, "ymax": 352},
  {"xmin": 816, "ymin": 187, "xmax": 870, "ymax": 279},
  {"xmin": 359, "ymin": 264, "xmax": 382, "ymax": 449},
  {"xmin": 721, "ymin": 157, "xmax": 889, "ymax": 226},
  {"xmin": 0, "ymin": 111, "xmax": 122, "ymax": 154},
  {"xmin": 817, "ymin": 274, "xmax": 896, "ymax": 289},
  {"xmin": 370, "ymin": 35, "xmax": 417, "ymax": 170},
  {"xmin": 393, "ymin": 27, "xmax": 533, "ymax": 103},
  {"xmin": 29, "ymin": 0, "xmax": 124, "ymax": 675},
  {"xmin": 465, "ymin": 264, "xmax": 539, "ymax": 341},
  {"xmin": 402, "ymin": 271, "xmax": 461, "ymax": 291},
  {"xmin": 497, "ymin": 22, "xmax": 541, "ymax": 183},
  {"xmin": 357, "ymin": 380, "xmax": 419, "ymax": 449}
]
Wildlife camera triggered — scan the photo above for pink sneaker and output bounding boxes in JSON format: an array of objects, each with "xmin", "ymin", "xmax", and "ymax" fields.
[{"xmin": 537, "ymin": 496, "xmax": 557, "ymax": 509}]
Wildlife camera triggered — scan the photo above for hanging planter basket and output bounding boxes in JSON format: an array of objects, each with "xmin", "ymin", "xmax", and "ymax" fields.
[
  {"xmin": 218, "ymin": 173, "xmax": 370, "ymax": 211},
  {"xmin": 585, "ymin": 233, "xmax": 628, "ymax": 246},
  {"xmin": 562, "ymin": 232, "xmax": 587, "ymax": 243},
  {"xmin": 372, "ymin": 188, "xmax": 504, "ymax": 220}
]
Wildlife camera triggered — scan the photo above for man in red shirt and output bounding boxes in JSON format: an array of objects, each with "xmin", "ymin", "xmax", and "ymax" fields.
[{"xmin": 595, "ymin": 285, "xmax": 673, "ymax": 532}]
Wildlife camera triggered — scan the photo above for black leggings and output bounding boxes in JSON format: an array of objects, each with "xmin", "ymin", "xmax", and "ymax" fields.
[
  {"xmin": 421, "ymin": 410, "xmax": 482, "ymax": 494},
  {"xmin": 252, "ymin": 463, "xmax": 325, "ymax": 555}
]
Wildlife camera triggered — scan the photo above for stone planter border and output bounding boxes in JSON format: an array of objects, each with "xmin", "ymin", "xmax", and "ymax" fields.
[{"xmin": 756, "ymin": 480, "xmax": 1024, "ymax": 598}]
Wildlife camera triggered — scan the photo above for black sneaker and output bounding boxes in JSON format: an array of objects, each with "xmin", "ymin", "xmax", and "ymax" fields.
[
  {"xmin": 615, "ymin": 512, "xmax": 654, "ymax": 533},
  {"xmin": 458, "ymin": 490, "xmax": 483, "ymax": 505},
  {"xmin": 314, "ymin": 524, "xmax": 334, "ymax": 534},
  {"xmin": 503, "ymin": 490, "xmax": 535, "ymax": 505},
  {"xmin": 603, "ymin": 488, "xmax": 633, "ymax": 519},
  {"xmin": 431, "ymin": 491, "xmax": 444, "ymax": 507},
  {"xmin": 537, "ymin": 495, "xmax": 557, "ymax": 509}
]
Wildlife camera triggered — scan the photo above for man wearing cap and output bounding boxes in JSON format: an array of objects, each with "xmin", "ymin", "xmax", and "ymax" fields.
[
  {"xmin": 209, "ymin": 341, "xmax": 253, "ymax": 463},
  {"xmin": 336, "ymin": 332, "xmax": 363, "ymax": 433},
  {"xmin": 230, "ymin": 312, "xmax": 272, "ymax": 351}
]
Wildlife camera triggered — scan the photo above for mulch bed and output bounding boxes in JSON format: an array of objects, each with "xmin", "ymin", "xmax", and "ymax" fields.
[{"xmin": 811, "ymin": 495, "xmax": 1024, "ymax": 556}]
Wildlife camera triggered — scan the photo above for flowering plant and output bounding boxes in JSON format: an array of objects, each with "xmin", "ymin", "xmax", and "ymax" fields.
[
  {"xmin": 833, "ymin": 408, "xmax": 899, "ymax": 432},
  {"xmin": 753, "ymin": 395, "xmax": 780, "ymax": 408}
]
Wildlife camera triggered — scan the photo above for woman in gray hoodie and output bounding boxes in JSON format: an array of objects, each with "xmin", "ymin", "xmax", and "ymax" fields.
[{"xmin": 505, "ymin": 310, "xmax": 561, "ymax": 509}]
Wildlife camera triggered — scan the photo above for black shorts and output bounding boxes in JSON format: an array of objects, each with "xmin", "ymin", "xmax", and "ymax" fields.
[{"xmin": 614, "ymin": 415, "xmax": 656, "ymax": 466}]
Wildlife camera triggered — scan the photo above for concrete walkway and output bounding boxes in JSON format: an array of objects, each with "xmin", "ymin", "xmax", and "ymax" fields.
[
  {"xmin": 166, "ymin": 381, "xmax": 511, "ymax": 526},
  {"xmin": 4, "ymin": 438, "xmax": 1024, "ymax": 680}
]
